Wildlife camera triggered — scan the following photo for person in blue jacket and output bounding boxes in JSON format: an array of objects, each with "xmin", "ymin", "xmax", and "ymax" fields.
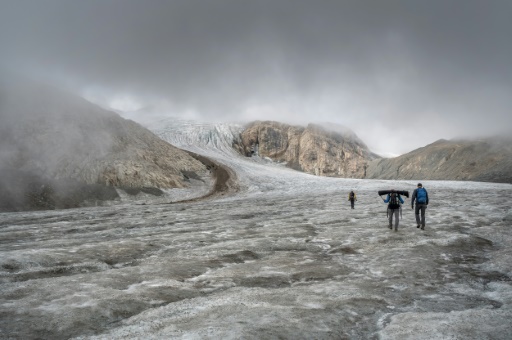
[
  {"xmin": 384, "ymin": 190, "xmax": 404, "ymax": 231},
  {"xmin": 411, "ymin": 183, "xmax": 429, "ymax": 230}
]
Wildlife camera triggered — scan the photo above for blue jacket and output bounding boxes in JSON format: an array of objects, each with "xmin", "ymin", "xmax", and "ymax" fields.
[{"xmin": 384, "ymin": 194, "xmax": 404, "ymax": 204}]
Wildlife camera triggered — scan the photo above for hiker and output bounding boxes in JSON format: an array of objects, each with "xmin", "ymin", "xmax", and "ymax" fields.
[
  {"xmin": 384, "ymin": 190, "xmax": 404, "ymax": 231},
  {"xmin": 348, "ymin": 190, "xmax": 357, "ymax": 209},
  {"xmin": 411, "ymin": 183, "xmax": 429, "ymax": 230}
]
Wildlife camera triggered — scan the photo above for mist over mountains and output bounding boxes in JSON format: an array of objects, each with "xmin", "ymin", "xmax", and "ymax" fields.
[
  {"xmin": 1, "ymin": 80, "xmax": 511, "ymax": 211},
  {"xmin": 0, "ymin": 80, "xmax": 212, "ymax": 211}
]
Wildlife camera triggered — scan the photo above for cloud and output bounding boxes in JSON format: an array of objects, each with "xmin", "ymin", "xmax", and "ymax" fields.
[{"xmin": 1, "ymin": 0, "xmax": 511, "ymax": 155}]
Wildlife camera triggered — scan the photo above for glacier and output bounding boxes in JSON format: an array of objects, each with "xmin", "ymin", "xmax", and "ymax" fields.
[{"xmin": 1, "ymin": 117, "xmax": 511, "ymax": 339}]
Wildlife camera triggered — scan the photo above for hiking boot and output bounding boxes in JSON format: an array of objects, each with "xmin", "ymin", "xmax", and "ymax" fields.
[
  {"xmin": 388, "ymin": 224, "xmax": 392, "ymax": 229},
  {"xmin": 421, "ymin": 227, "xmax": 425, "ymax": 230},
  {"xmin": 417, "ymin": 225, "xmax": 420, "ymax": 228},
  {"xmin": 394, "ymin": 228, "xmax": 398, "ymax": 232}
]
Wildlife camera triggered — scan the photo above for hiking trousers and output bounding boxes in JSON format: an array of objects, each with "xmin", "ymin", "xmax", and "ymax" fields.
[
  {"xmin": 415, "ymin": 204, "xmax": 427, "ymax": 227},
  {"xmin": 388, "ymin": 208, "xmax": 400, "ymax": 230},
  {"xmin": 350, "ymin": 199, "xmax": 355, "ymax": 209}
]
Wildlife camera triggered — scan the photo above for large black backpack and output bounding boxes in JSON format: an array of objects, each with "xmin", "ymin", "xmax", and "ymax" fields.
[{"xmin": 388, "ymin": 193, "xmax": 400, "ymax": 209}]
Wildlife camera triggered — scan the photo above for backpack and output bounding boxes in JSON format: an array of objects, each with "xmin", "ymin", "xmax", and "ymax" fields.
[
  {"xmin": 416, "ymin": 188, "xmax": 427, "ymax": 204},
  {"xmin": 349, "ymin": 192, "xmax": 355, "ymax": 200},
  {"xmin": 388, "ymin": 193, "xmax": 400, "ymax": 209}
]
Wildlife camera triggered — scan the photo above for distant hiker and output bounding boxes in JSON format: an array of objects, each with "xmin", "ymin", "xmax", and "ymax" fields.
[
  {"xmin": 348, "ymin": 190, "xmax": 357, "ymax": 209},
  {"xmin": 411, "ymin": 183, "xmax": 429, "ymax": 230},
  {"xmin": 384, "ymin": 190, "xmax": 404, "ymax": 231}
]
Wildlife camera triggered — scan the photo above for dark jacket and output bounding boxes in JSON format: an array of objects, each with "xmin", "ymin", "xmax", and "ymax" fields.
[
  {"xmin": 348, "ymin": 191, "xmax": 357, "ymax": 201},
  {"xmin": 411, "ymin": 187, "xmax": 429, "ymax": 207}
]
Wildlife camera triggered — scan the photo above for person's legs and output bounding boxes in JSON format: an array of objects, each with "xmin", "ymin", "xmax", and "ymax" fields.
[
  {"xmin": 420, "ymin": 204, "xmax": 426, "ymax": 229},
  {"xmin": 415, "ymin": 204, "xmax": 421, "ymax": 227},
  {"xmin": 388, "ymin": 209, "xmax": 393, "ymax": 228},
  {"xmin": 351, "ymin": 200, "xmax": 354, "ymax": 209},
  {"xmin": 393, "ymin": 209, "xmax": 399, "ymax": 231}
]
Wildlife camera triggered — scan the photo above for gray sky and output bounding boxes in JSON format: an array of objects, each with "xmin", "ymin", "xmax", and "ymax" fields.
[{"xmin": 1, "ymin": 0, "xmax": 511, "ymax": 157}]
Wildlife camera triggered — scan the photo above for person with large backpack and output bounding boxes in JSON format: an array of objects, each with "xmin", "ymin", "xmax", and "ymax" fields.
[
  {"xmin": 348, "ymin": 190, "xmax": 357, "ymax": 209},
  {"xmin": 384, "ymin": 190, "xmax": 404, "ymax": 231},
  {"xmin": 411, "ymin": 183, "xmax": 429, "ymax": 230}
]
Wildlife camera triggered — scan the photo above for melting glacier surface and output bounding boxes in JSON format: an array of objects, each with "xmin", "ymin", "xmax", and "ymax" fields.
[{"xmin": 1, "ymin": 118, "xmax": 512, "ymax": 339}]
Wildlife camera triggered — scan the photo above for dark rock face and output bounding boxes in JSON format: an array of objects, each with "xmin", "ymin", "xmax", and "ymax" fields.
[
  {"xmin": 0, "ymin": 80, "xmax": 211, "ymax": 211},
  {"xmin": 366, "ymin": 138, "xmax": 512, "ymax": 183},
  {"xmin": 239, "ymin": 121, "xmax": 379, "ymax": 178}
]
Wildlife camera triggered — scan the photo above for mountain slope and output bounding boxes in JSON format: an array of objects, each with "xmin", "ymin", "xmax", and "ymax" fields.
[
  {"xmin": 365, "ymin": 137, "xmax": 512, "ymax": 183},
  {"xmin": 0, "ymin": 80, "xmax": 211, "ymax": 210}
]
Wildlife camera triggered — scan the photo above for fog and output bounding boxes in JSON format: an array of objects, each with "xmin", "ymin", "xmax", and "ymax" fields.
[
  {"xmin": 1, "ymin": 119, "xmax": 511, "ymax": 339},
  {"xmin": 1, "ymin": 1, "xmax": 512, "ymax": 156},
  {"xmin": 0, "ymin": 78, "xmax": 116, "ymax": 191}
]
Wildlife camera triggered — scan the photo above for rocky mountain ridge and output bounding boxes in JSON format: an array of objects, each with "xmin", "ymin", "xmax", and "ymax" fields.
[
  {"xmin": 235, "ymin": 121, "xmax": 512, "ymax": 184},
  {"xmin": 365, "ymin": 137, "xmax": 512, "ymax": 183},
  {"xmin": 238, "ymin": 121, "xmax": 378, "ymax": 178}
]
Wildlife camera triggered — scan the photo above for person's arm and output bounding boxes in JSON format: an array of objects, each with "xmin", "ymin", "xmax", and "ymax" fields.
[
  {"xmin": 399, "ymin": 196, "xmax": 404, "ymax": 204},
  {"xmin": 411, "ymin": 189, "xmax": 416, "ymax": 208},
  {"xmin": 384, "ymin": 194, "xmax": 390, "ymax": 203},
  {"xmin": 426, "ymin": 190, "xmax": 429, "ymax": 205},
  {"xmin": 355, "ymin": 193, "xmax": 357, "ymax": 201}
]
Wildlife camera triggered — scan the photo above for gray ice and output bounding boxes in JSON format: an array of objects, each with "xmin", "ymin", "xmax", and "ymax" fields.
[{"xmin": 1, "ymin": 118, "xmax": 511, "ymax": 339}]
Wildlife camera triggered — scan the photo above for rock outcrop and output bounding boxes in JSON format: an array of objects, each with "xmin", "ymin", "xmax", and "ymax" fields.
[
  {"xmin": 366, "ymin": 137, "xmax": 512, "ymax": 183},
  {"xmin": 239, "ymin": 121, "xmax": 379, "ymax": 178},
  {"xmin": 0, "ymin": 80, "xmax": 211, "ymax": 210}
]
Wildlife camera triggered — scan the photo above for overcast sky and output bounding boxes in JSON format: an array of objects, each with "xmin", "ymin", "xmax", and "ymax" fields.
[{"xmin": 1, "ymin": 0, "xmax": 511, "ymax": 156}]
